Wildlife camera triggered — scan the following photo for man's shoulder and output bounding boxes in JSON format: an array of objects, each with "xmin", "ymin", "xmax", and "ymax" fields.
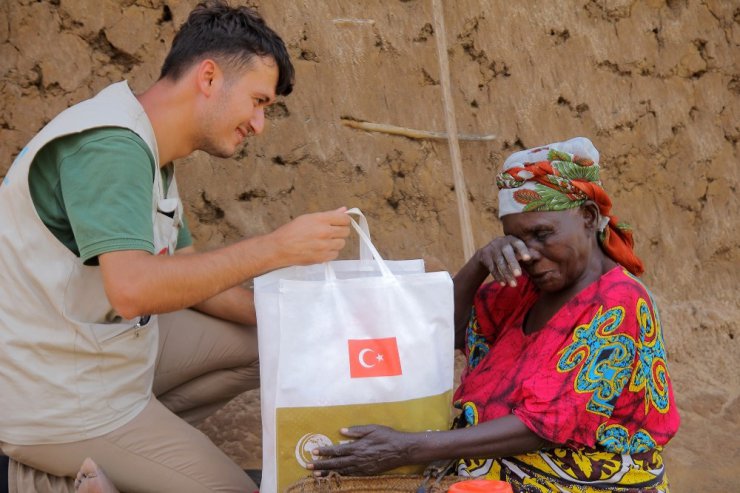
[{"xmin": 53, "ymin": 127, "xmax": 151, "ymax": 157}]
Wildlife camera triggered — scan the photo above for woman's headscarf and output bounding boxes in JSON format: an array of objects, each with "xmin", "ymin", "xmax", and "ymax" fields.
[{"xmin": 496, "ymin": 137, "xmax": 644, "ymax": 276}]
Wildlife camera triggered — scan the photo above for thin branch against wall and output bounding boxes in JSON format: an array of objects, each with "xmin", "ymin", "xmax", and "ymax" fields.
[
  {"xmin": 332, "ymin": 18, "xmax": 376, "ymax": 26},
  {"xmin": 340, "ymin": 119, "xmax": 496, "ymax": 141},
  {"xmin": 432, "ymin": 0, "xmax": 476, "ymax": 261}
]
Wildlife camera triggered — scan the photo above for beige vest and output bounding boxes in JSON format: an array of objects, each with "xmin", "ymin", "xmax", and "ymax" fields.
[{"xmin": 0, "ymin": 81, "xmax": 182, "ymax": 444}]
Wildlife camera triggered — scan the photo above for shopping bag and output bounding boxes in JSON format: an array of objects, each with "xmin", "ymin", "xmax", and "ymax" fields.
[{"xmin": 255, "ymin": 209, "xmax": 455, "ymax": 492}]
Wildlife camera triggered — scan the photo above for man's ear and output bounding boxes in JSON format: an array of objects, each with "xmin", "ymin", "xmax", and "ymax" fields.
[
  {"xmin": 195, "ymin": 59, "xmax": 220, "ymax": 96},
  {"xmin": 580, "ymin": 201, "xmax": 600, "ymax": 231}
]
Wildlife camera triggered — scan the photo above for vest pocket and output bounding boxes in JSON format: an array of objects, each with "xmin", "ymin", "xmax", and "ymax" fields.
[
  {"xmin": 92, "ymin": 318, "xmax": 144, "ymax": 344},
  {"xmin": 88, "ymin": 317, "xmax": 158, "ymax": 412}
]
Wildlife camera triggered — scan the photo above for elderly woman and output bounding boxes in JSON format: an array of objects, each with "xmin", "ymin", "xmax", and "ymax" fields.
[{"xmin": 309, "ymin": 137, "xmax": 680, "ymax": 492}]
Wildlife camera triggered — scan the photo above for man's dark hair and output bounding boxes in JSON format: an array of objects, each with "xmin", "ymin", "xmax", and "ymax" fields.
[{"xmin": 160, "ymin": 0, "xmax": 294, "ymax": 96}]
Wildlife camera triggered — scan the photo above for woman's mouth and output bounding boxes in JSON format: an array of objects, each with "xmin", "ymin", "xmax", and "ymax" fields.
[{"xmin": 530, "ymin": 270, "xmax": 554, "ymax": 284}]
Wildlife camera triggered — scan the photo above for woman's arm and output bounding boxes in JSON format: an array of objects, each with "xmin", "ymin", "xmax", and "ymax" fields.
[
  {"xmin": 309, "ymin": 415, "xmax": 546, "ymax": 476},
  {"xmin": 453, "ymin": 236, "xmax": 532, "ymax": 348},
  {"xmin": 453, "ymin": 250, "xmax": 491, "ymax": 348}
]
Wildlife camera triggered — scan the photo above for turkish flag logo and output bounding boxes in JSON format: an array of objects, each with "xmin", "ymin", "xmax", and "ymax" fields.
[{"xmin": 348, "ymin": 337, "xmax": 402, "ymax": 378}]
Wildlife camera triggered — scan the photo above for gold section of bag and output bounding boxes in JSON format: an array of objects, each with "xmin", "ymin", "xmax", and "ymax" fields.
[{"xmin": 276, "ymin": 390, "xmax": 453, "ymax": 491}]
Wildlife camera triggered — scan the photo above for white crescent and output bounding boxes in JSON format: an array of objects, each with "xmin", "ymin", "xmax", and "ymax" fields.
[{"xmin": 358, "ymin": 348, "xmax": 376, "ymax": 368}]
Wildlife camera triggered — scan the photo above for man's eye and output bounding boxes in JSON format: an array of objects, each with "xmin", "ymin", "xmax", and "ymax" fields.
[{"xmin": 534, "ymin": 231, "xmax": 551, "ymax": 241}]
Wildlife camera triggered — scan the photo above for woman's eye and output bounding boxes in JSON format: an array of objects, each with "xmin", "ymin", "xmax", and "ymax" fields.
[{"xmin": 534, "ymin": 231, "xmax": 551, "ymax": 241}]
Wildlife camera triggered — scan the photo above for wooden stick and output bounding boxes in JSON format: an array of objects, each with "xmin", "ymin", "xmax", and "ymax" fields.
[
  {"xmin": 332, "ymin": 18, "xmax": 376, "ymax": 26},
  {"xmin": 432, "ymin": 0, "xmax": 476, "ymax": 260},
  {"xmin": 340, "ymin": 119, "xmax": 496, "ymax": 141}
]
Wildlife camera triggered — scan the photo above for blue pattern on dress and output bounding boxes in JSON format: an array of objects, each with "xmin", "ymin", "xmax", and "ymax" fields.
[
  {"xmin": 466, "ymin": 307, "xmax": 490, "ymax": 370},
  {"xmin": 597, "ymin": 423, "xmax": 657, "ymax": 453},
  {"xmin": 557, "ymin": 305, "xmax": 636, "ymax": 417}
]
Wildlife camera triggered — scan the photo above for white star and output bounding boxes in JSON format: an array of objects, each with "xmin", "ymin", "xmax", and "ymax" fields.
[{"xmin": 376, "ymin": 353, "xmax": 384, "ymax": 362}]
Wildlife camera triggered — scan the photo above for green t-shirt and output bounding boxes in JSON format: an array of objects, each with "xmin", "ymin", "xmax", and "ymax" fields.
[{"xmin": 29, "ymin": 127, "xmax": 192, "ymax": 265}]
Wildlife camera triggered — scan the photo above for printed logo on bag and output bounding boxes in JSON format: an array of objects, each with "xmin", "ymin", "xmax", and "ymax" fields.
[
  {"xmin": 348, "ymin": 337, "xmax": 402, "ymax": 378},
  {"xmin": 294, "ymin": 433, "xmax": 333, "ymax": 468}
]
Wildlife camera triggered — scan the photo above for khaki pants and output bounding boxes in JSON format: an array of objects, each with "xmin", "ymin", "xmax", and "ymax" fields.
[{"xmin": 1, "ymin": 309, "xmax": 260, "ymax": 493}]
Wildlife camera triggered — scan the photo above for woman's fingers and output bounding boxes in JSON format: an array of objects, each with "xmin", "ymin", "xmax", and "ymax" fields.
[
  {"xmin": 309, "ymin": 455, "xmax": 353, "ymax": 470},
  {"xmin": 314, "ymin": 441, "xmax": 351, "ymax": 459},
  {"xmin": 479, "ymin": 235, "xmax": 531, "ymax": 286},
  {"xmin": 309, "ymin": 425, "xmax": 397, "ymax": 476},
  {"xmin": 494, "ymin": 254, "xmax": 514, "ymax": 286},
  {"xmin": 340, "ymin": 425, "xmax": 378, "ymax": 437},
  {"xmin": 511, "ymin": 237, "xmax": 531, "ymax": 262},
  {"xmin": 499, "ymin": 244, "xmax": 520, "ymax": 286},
  {"xmin": 309, "ymin": 447, "xmax": 366, "ymax": 476}
]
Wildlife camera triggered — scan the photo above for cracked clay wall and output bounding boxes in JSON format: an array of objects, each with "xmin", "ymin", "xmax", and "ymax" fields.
[{"xmin": 1, "ymin": 1, "xmax": 738, "ymax": 491}]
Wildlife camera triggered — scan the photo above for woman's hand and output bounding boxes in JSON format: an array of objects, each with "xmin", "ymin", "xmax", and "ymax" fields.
[
  {"xmin": 307, "ymin": 416, "xmax": 546, "ymax": 477},
  {"xmin": 308, "ymin": 425, "xmax": 416, "ymax": 476},
  {"xmin": 475, "ymin": 235, "xmax": 531, "ymax": 287}
]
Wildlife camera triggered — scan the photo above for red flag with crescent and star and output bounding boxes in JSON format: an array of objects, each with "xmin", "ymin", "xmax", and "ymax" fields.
[{"xmin": 347, "ymin": 337, "xmax": 402, "ymax": 378}]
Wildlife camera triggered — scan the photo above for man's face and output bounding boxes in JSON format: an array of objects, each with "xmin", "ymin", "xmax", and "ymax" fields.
[{"xmin": 198, "ymin": 56, "xmax": 278, "ymax": 158}]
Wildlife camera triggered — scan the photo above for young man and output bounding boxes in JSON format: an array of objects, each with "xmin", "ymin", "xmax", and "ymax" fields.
[{"xmin": 0, "ymin": 2, "xmax": 350, "ymax": 492}]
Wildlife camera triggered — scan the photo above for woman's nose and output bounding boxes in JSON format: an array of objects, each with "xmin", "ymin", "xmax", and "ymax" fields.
[{"xmin": 521, "ymin": 245, "xmax": 542, "ymax": 262}]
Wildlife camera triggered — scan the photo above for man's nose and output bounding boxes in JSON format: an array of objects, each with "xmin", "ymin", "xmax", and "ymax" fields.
[{"xmin": 250, "ymin": 107, "xmax": 265, "ymax": 135}]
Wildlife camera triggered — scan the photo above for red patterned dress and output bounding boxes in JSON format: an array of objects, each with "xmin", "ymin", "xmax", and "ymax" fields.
[{"xmin": 454, "ymin": 267, "xmax": 680, "ymax": 492}]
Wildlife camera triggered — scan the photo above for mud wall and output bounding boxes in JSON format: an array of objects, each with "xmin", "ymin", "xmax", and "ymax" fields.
[{"xmin": 1, "ymin": 1, "xmax": 738, "ymax": 491}]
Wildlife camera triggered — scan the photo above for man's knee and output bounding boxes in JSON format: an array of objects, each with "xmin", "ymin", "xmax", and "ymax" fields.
[{"xmin": 224, "ymin": 363, "xmax": 260, "ymax": 395}]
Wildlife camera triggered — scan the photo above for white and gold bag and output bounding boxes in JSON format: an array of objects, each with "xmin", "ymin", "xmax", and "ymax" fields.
[{"xmin": 255, "ymin": 209, "xmax": 455, "ymax": 492}]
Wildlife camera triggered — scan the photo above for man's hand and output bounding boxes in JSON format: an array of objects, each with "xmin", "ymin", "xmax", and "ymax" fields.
[{"xmin": 268, "ymin": 207, "xmax": 351, "ymax": 267}]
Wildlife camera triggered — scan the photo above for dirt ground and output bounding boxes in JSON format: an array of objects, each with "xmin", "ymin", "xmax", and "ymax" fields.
[{"xmin": 1, "ymin": 1, "xmax": 738, "ymax": 492}]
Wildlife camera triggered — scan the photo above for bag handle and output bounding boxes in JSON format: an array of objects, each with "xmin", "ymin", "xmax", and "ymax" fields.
[
  {"xmin": 325, "ymin": 208, "xmax": 394, "ymax": 281},
  {"xmin": 346, "ymin": 207, "xmax": 372, "ymax": 261}
]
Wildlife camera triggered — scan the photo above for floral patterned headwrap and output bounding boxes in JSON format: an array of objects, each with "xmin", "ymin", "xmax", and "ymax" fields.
[{"xmin": 496, "ymin": 137, "xmax": 644, "ymax": 276}]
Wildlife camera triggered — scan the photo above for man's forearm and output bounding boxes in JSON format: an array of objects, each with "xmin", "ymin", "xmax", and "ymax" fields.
[
  {"xmin": 100, "ymin": 208, "xmax": 351, "ymax": 320},
  {"xmin": 100, "ymin": 234, "xmax": 279, "ymax": 319},
  {"xmin": 192, "ymin": 284, "xmax": 256, "ymax": 325}
]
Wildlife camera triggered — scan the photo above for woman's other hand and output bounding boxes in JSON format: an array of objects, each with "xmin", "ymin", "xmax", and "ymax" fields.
[
  {"xmin": 307, "ymin": 425, "xmax": 415, "ymax": 476},
  {"xmin": 476, "ymin": 235, "xmax": 531, "ymax": 288}
]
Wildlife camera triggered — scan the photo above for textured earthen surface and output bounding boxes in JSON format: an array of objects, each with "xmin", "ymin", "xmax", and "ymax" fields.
[{"xmin": 1, "ymin": 1, "xmax": 737, "ymax": 491}]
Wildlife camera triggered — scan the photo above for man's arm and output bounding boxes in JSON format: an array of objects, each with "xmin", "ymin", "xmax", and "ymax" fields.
[
  {"xmin": 99, "ymin": 208, "xmax": 350, "ymax": 320},
  {"xmin": 172, "ymin": 246, "xmax": 256, "ymax": 325},
  {"xmin": 191, "ymin": 284, "xmax": 256, "ymax": 325}
]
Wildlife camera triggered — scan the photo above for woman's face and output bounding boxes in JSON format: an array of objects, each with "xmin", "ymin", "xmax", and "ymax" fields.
[{"xmin": 501, "ymin": 208, "xmax": 597, "ymax": 293}]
